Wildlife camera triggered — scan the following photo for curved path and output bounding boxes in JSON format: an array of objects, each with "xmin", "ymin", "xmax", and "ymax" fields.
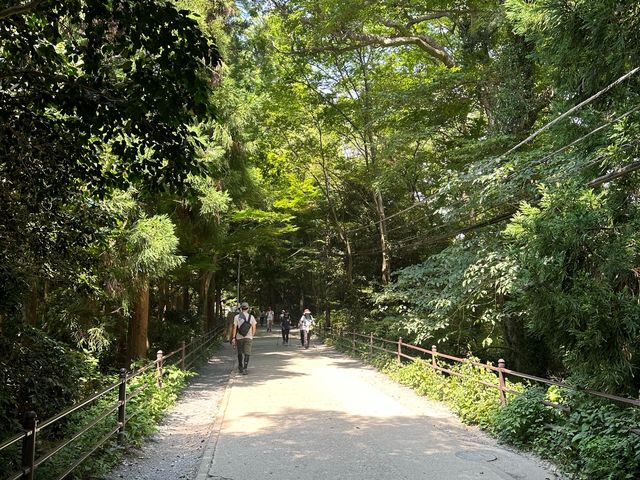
[{"xmin": 195, "ymin": 332, "xmax": 558, "ymax": 480}]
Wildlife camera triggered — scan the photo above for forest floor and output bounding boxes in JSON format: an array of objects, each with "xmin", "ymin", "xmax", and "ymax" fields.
[{"xmin": 106, "ymin": 330, "xmax": 562, "ymax": 480}]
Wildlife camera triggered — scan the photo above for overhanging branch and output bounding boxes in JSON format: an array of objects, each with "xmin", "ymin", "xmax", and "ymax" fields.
[{"xmin": 0, "ymin": 0, "xmax": 42, "ymax": 21}]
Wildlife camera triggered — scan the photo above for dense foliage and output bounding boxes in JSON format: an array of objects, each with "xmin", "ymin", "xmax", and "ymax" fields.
[{"xmin": 2, "ymin": 0, "xmax": 640, "ymax": 477}]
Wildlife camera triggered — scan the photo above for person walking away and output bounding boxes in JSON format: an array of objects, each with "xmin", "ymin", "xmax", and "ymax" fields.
[
  {"xmin": 298, "ymin": 309, "xmax": 315, "ymax": 349},
  {"xmin": 281, "ymin": 312, "xmax": 291, "ymax": 345},
  {"xmin": 259, "ymin": 310, "xmax": 265, "ymax": 327},
  {"xmin": 266, "ymin": 306, "xmax": 274, "ymax": 332},
  {"xmin": 231, "ymin": 302, "xmax": 257, "ymax": 375}
]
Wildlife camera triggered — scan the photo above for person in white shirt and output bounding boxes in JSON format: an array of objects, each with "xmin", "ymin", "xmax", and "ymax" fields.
[
  {"xmin": 298, "ymin": 308, "xmax": 315, "ymax": 349},
  {"xmin": 231, "ymin": 302, "xmax": 257, "ymax": 375},
  {"xmin": 266, "ymin": 307, "xmax": 274, "ymax": 332}
]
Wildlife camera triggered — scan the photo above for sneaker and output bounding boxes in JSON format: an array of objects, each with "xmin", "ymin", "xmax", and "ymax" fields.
[
  {"xmin": 242, "ymin": 369, "xmax": 248, "ymax": 375},
  {"xmin": 238, "ymin": 367, "xmax": 244, "ymax": 374}
]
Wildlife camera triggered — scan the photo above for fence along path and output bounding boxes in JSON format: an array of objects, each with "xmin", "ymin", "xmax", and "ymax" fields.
[
  {"xmin": 335, "ymin": 329, "xmax": 640, "ymax": 435},
  {"xmin": 339, "ymin": 330, "xmax": 640, "ymax": 406},
  {"xmin": 0, "ymin": 327, "xmax": 224, "ymax": 480}
]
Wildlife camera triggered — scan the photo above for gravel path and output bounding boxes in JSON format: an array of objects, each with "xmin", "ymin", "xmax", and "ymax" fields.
[{"xmin": 105, "ymin": 345, "xmax": 235, "ymax": 480}]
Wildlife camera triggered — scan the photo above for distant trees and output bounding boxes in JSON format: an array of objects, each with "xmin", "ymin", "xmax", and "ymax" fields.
[{"xmin": 241, "ymin": 0, "xmax": 640, "ymax": 394}]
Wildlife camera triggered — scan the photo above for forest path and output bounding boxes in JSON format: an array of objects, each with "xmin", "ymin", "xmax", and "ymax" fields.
[
  {"xmin": 195, "ymin": 332, "xmax": 559, "ymax": 480},
  {"xmin": 105, "ymin": 339, "xmax": 235, "ymax": 480}
]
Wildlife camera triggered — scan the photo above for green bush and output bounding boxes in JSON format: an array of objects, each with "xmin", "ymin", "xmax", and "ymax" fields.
[
  {"xmin": 384, "ymin": 358, "xmax": 515, "ymax": 427},
  {"xmin": 537, "ymin": 392, "xmax": 640, "ymax": 480},
  {"xmin": 0, "ymin": 324, "xmax": 103, "ymax": 438},
  {"xmin": 491, "ymin": 387, "xmax": 556, "ymax": 447},
  {"xmin": 0, "ymin": 331, "xmax": 219, "ymax": 479},
  {"xmin": 32, "ymin": 364, "xmax": 193, "ymax": 479}
]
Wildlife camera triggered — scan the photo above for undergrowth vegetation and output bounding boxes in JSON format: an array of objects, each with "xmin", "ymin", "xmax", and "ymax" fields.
[
  {"xmin": 0, "ymin": 337, "xmax": 220, "ymax": 480},
  {"xmin": 334, "ymin": 338, "xmax": 640, "ymax": 480}
]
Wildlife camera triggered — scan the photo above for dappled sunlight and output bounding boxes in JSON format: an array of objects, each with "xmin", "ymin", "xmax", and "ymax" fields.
[{"xmin": 211, "ymin": 408, "xmax": 547, "ymax": 480}]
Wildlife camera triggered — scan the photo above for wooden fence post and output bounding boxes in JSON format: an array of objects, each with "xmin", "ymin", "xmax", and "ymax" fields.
[
  {"xmin": 180, "ymin": 341, "xmax": 186, "ymax": 370},
  {"xmin": 21, "ymin": 411, "xmax": 37, "ymax": 480},
  {"xmin": 397, "ymin": 337, "xmax": 402, "ymax": 365},
  {"xmin": 369, "ymin": 332, "xmax": 373, "ymax": 357},
  {"xmin": 498, "ymin": 358, "xmax": 506, "ymax": 405},
  {"xmin": 432, "ymin": 345, "xmax": 437, "ymax": 371},
  {"xmin": 117, "ymin": 368, "xmax": 127, "ymax": 444},
  {"xmin": 156, "ymin": 350, "xmax": 164, "ymax": 388},
  {"xmin": 352, "ymin": 331, "xmax": 356, "ymax": 355}
]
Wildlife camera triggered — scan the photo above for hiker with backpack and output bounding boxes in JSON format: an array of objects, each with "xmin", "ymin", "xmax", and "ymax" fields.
[
  {"xmin": 231, "ymin": 302, "xmax": 257, "ymax": 375},
  {"xmin": 298, "ymin": 308, "xmax": 315, "ymax": 349}
]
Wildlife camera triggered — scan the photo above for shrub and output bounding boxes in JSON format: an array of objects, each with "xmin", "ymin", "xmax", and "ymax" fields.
[
  {"xmin": 539, "ymin": 392, "xmax": 640, "ymax": 480},
  {"xmin": 491, "ymin": 387, "xmax": 556, "ymax": 447},
  {"xmin": 0, "ymin": 324, "xmax": 103, "ymax": 439}
]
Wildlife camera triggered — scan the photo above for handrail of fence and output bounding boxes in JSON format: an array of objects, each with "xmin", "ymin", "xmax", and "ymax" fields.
[
  {"xmin": 0, "ymin": 325, "xmax": 225, "ymax": 480},
  {"xmin": 329, "ymin": 328, "xmax": 640, "ymax": 409}
]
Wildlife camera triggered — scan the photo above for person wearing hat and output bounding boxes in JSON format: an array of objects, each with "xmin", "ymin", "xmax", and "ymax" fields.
[
  {"xmin": 298, "ymin": 308, "xmax": 315, "ymax": 349},
  {"xmin": 231, "ymin": 302, "xmax": 257, "ymax": 374}
]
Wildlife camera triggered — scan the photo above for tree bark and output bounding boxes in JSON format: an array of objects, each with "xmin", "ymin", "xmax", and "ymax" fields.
[
  {"xmin": 128, "ymin": 278, "xmax": 150, "ymax": 360},
  {"xmin": 314, "ymin": 123, "xmax": 354, "ymax": 284},
  {"xmin": 200, "ymin": 271, "xmax": 213, "ymax": 332},
  {"xmin": 23, "ymin": 278, "xmax": 39, "ymax": 326},
  {"xmin": 0, "ymin": 1, "xmax": 42, "ymax": 21},
  {"xmin": 374, "ymin": 189, "xmax": 391, "ymax": 284},
  {"xmin": 207, "ymin": 270, "xmax": 216, "ymax": 331},
  {"xmin": 215, "ymin": 286, "xmax": 223, "ymax": 327},
  {"xmin": 158, "ymin": 279, "xmax": 168, "ymax": 323}
]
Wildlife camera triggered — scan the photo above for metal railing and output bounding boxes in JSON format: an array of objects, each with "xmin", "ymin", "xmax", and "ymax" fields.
[
  {"xmin": 0, "ymin": 326, "xmax": 224, "ymax": 480},
  {"xmin": 327, "ymin": 328, "xmax": 640, "ymax": 412}
]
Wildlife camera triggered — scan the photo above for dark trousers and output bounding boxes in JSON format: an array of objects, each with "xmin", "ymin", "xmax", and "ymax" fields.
[
  {"xmin": 300, "ymin": 330, "xmax": 310, "ymax": 347},
  {"xmin": 282, "ymin": 328, "xmax": 290, "ymax": 343}
]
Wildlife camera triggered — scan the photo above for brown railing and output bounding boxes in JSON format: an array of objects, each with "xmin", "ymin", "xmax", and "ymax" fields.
[
  {"xmin": 0, "ymin": 326, "xmax": 224, "ymax": 480},
  {"xmin": 328, "ymin": 328, "xmax": 640, "ymax": 411}
]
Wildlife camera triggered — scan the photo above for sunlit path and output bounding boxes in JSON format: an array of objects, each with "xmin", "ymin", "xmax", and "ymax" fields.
[{"xmin": 196, "ymin": 332, "xmax": 557, "ymax": 480}]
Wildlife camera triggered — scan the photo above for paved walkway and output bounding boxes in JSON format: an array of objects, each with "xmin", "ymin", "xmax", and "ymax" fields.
[{"xmin": 196, "ymin": 332, "xmax": 558, "ymax": 480}]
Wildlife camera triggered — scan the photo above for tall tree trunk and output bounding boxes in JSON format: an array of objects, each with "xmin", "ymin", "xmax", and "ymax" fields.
[
  {"xmin": 357, "ymin": 49, "xmax": 390, "ymax": 284},
  {"xmin": 128, "ymin": 278, "xmax": 150, "ymax": 360},
  {"xmin": 158, "ymin": 279, "xmax": 168, "ymax": 323},
  {"xmin": 299, "ymin": 289, "xmax": 305, "ymax": 315},
  {"xmin": 23, "ymin": 278, "xmax": 39, "ymax": 326},
  {"xmin": 314, "ymin": 120, "xmax": 354, "ymax": 284},
  {"xmin": 374, "ymin": 189, "xmax": 391, "ymax": 284},
  {"xmin": 215, "ymin": 286, "xmax": 222, "ymax": 327},
  {"xmin": 207, "ymin": 270, "xmax": 216, "ymax": 331},
  {"xmin": 183, "ymin": 285, "xmax": 190, "ymax": 313},
  {"xmin": 200, "ymin": 271, "xmax": 213, "ymax": 332}
]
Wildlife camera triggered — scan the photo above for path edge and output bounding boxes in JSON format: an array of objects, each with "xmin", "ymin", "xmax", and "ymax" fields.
[{"xmin": 194, "ymin": 369, "xmax": 235, "ymax": 480}]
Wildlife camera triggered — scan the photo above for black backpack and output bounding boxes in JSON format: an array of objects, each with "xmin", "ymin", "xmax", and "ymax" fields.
[{"xmin": 237, "ymin": 313, "xmax": 252, "ymax": 336}]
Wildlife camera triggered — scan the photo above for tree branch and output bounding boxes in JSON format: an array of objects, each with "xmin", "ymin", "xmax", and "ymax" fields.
[
  {"xmin": 343, "ymin": 32, "xmax": 455, "ymax": 67},
  {"xmin": 0, "ymin": 0, "xmax": 42, "ymax": 21},
  {"xmin": 293, "ymin": 34, "xmax": 455, "ymax": 67},
  {"xmin": 405, "ymin": 11, "xmax": 475, "ymax": 26}
]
